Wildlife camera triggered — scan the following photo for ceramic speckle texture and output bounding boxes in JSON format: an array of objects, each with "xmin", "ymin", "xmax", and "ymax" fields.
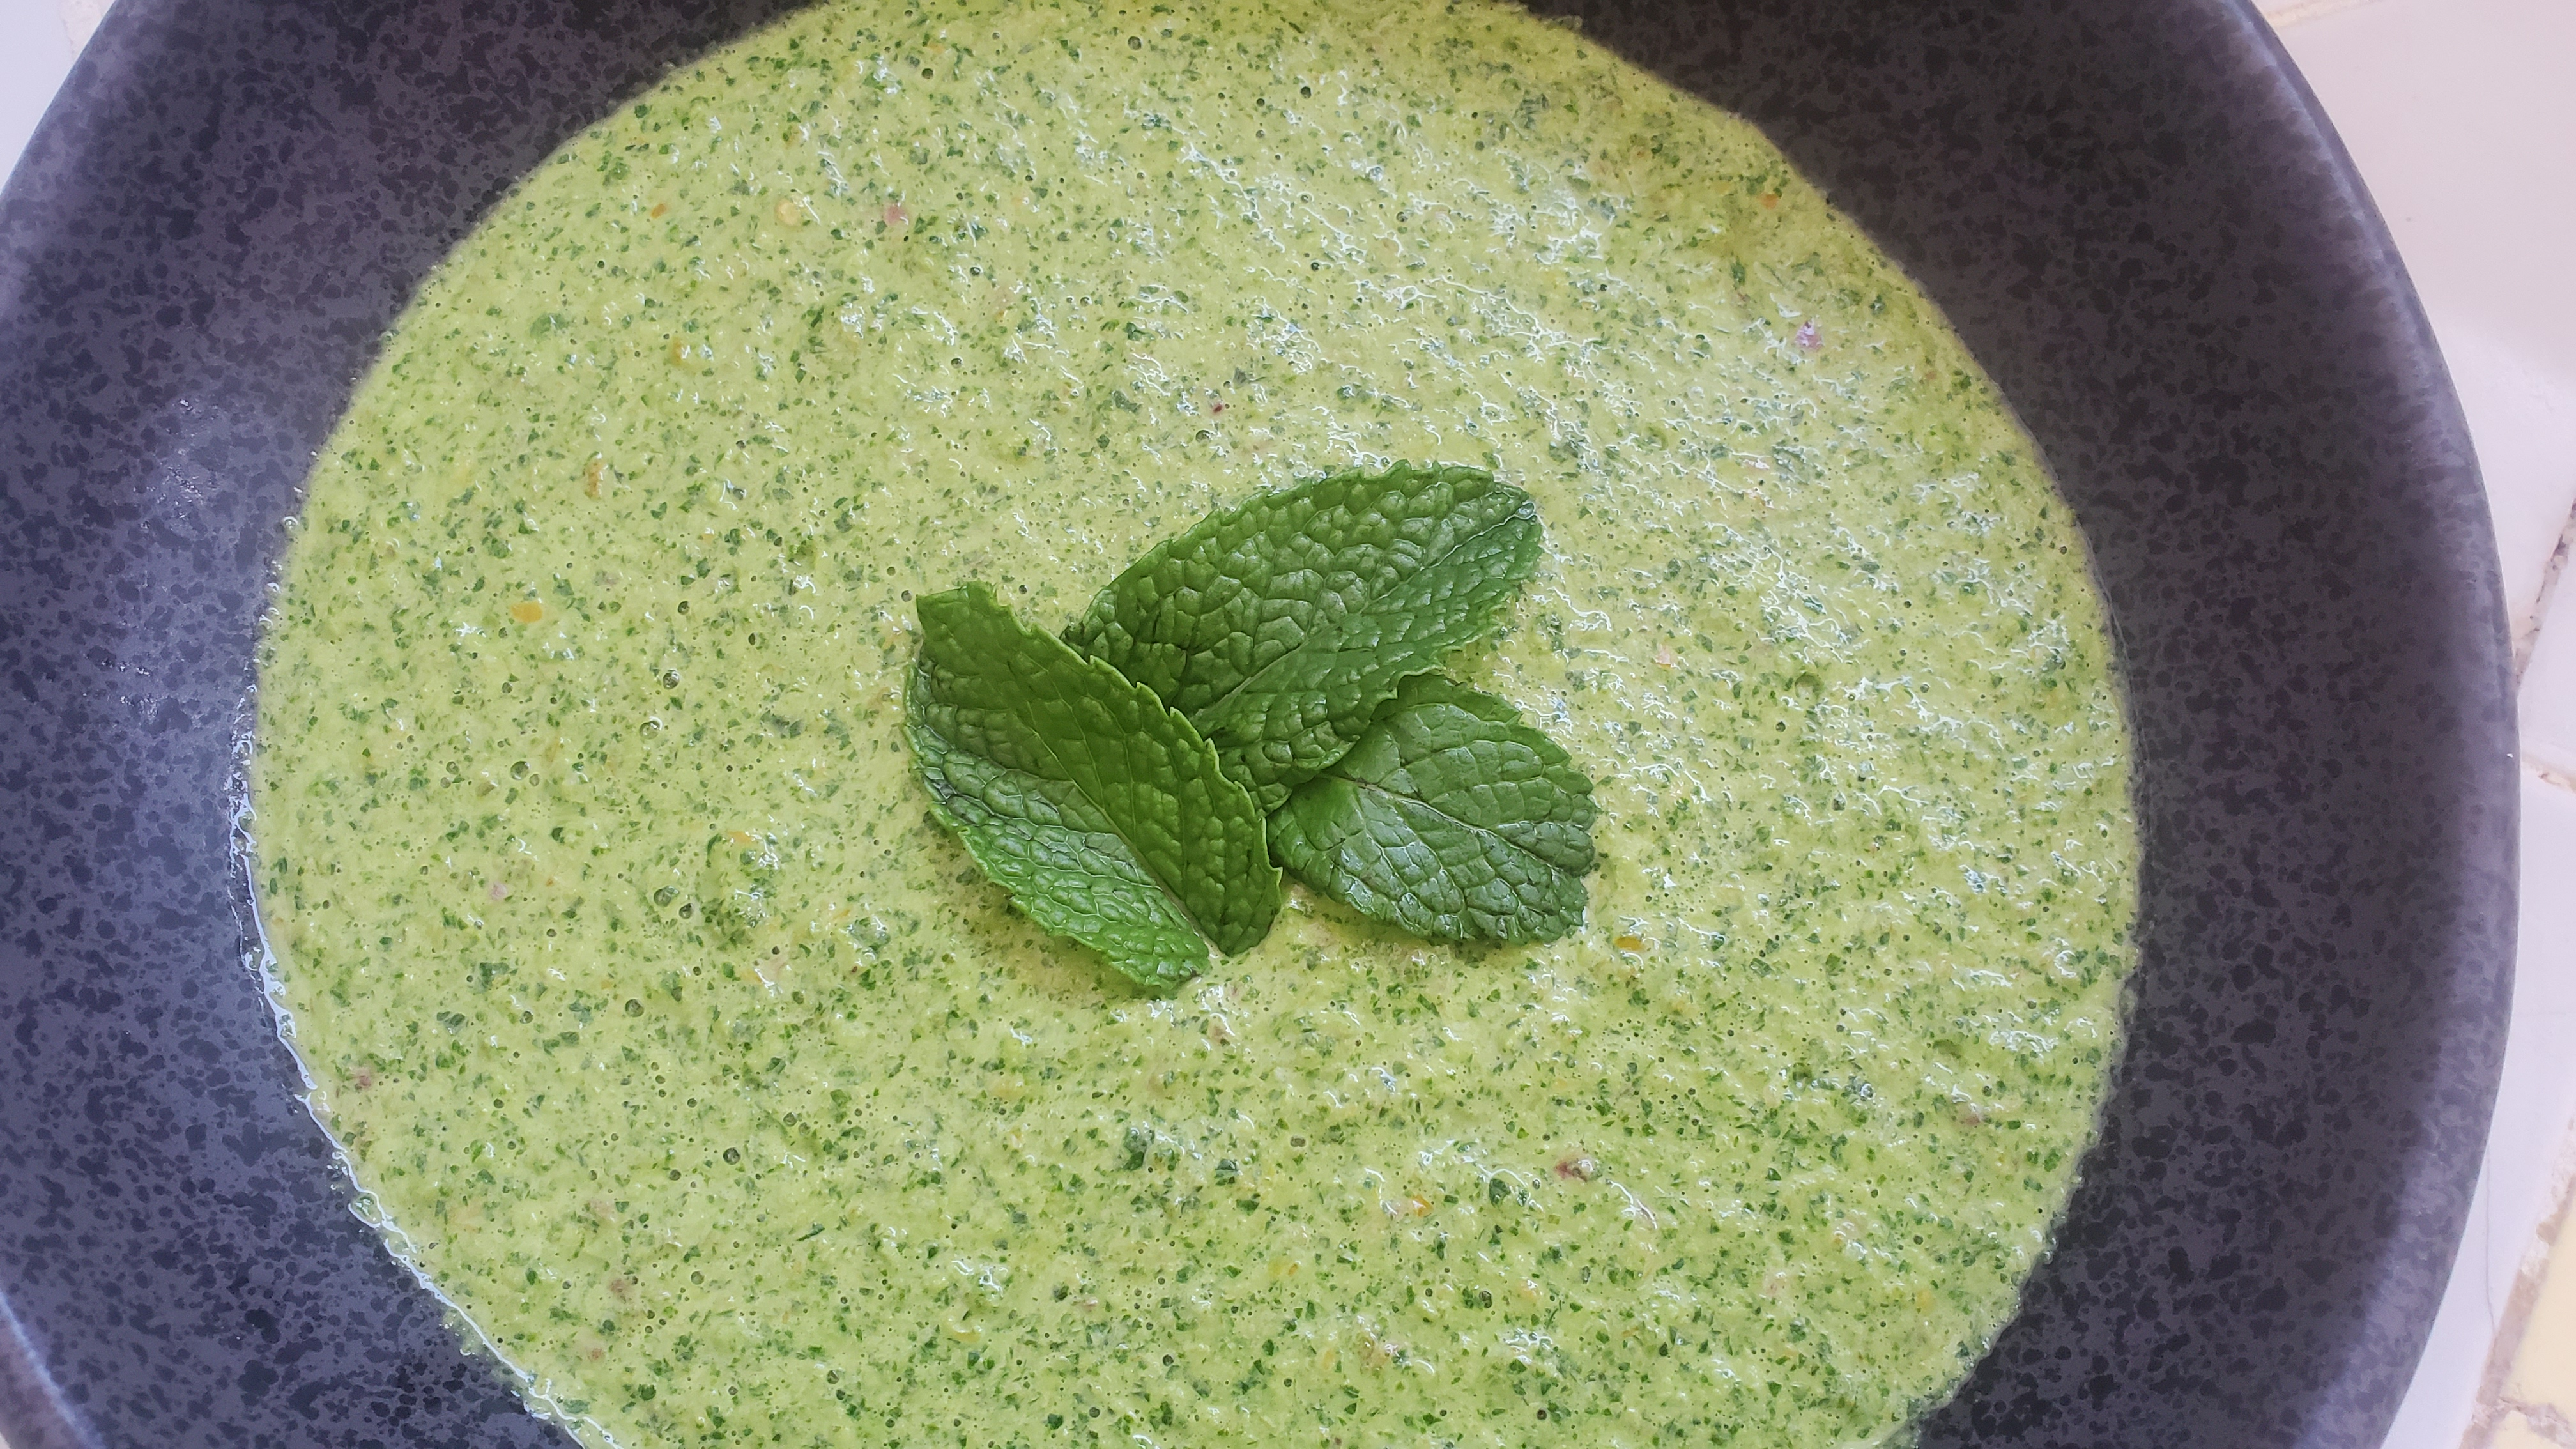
[{"xmin": 0, "ymin": 0, "xmax": 2510, "ymax": 1445}]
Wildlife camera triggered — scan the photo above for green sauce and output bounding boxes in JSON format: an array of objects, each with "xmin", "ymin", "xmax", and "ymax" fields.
[{"xmin": 251, "ymin": 1, "xmax": 2138, "ymax": 1443}]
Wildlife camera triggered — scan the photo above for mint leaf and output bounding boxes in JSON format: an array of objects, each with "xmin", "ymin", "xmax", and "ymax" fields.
[
  {"xmin": 1269, "ymin": 675, "xmax": 1595, "ymax": 944},
  {"xmin": 906, "ymin": 583, "xmax": 1280, "ymax": 988},
  {"xmin": 1063, "ymin": 463, "xmax": 1542, "ymax": 813}
]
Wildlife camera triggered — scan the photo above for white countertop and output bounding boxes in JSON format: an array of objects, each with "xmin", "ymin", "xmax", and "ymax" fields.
[{"xmin": 2, "ymin": 0, "xmax": 2570, "ymax": 1444}]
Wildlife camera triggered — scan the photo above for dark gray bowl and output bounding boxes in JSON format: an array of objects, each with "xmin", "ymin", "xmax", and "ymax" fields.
[{"xmin": 0, "ymin": 0, "xmax": 2513, "ymax": 1445}]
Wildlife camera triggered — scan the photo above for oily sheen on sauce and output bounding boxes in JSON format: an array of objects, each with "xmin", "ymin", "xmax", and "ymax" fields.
[{"xmin": 250, "ymin": 1, "xmax": 2139, "ymax": 1443}]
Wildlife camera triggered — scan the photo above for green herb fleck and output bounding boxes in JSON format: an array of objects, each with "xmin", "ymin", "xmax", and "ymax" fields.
[
  {"xmin": 1269, "ymin": 675, "xmax": 1595, "ymax": 942},
  {"xmin": 905, "ymin": 583, "xmax": 1280, "ymax": 988},
  {"xmin": 1062, "ymin": 463, "xmax": 1542, "ymax": 812}
]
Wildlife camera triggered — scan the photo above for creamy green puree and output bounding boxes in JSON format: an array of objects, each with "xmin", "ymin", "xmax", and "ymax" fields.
[{"xmin": 252, "ymin": 0, "xmax": 2136, "ymax": 1443}]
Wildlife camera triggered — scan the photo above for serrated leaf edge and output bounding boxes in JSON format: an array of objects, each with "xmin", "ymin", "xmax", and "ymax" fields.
[
  {"xmin": 905, "ymin": 583, "xmax": 1282, "ymax": 981},
  {"xmin": 1269, "ymin": 673, "xmax": 1597, "ymax": 944}
]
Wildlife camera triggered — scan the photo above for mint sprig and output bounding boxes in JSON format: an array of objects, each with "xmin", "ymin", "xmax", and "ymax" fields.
[
  {"xmin": 906, "ymin": 466, "xmax": 1597, "ymax": 990},
  {"xmin": 905, "ymin": 583, "xmax": 1281, "ymax": 989},
  {"xmin": 1268, "ymin": 675, "xmax": 1597, "ymax": 944},
  {"xmin": 1062, "ymin": 463, "xmax": 1542, "ymax": 813}
]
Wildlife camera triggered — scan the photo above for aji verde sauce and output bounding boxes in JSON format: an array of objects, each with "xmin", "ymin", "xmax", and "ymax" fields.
[{"xmin": 250, "ymin": 1, "xmax": 2138, "ymax": 1444}]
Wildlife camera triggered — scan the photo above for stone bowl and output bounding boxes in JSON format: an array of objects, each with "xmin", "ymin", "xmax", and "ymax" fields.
[{"xmin": 0, "ymin": 0, "xmax": 2511, "ymax": 1443}]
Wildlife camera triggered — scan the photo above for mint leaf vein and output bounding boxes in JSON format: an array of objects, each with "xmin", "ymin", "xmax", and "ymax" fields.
[
  {"xmin": 907, "ymin": 583, "xmax": 1280, "ymax": 988},
  {"xmin": 1062, "ymin": 463, "xmax": 1542, "ymax": 813},
  {"xmin": 1269, "ymin": 675, "xmax": 1595, "ymax": 944}
]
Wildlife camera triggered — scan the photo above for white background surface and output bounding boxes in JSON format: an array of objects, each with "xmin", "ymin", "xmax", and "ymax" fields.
[
  {"xmin": 3, "ymin": 0, "xmax": 2572, "ymax": 1445},
  {"xmin": 0, "ymin": 0, "xmax": 73, "ymax": 197}
]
